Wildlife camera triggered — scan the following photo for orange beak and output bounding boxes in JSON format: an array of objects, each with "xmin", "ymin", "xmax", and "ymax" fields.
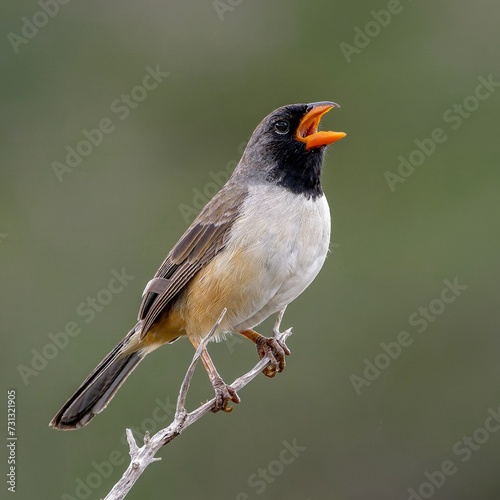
[{"xmin": 296, "ymin": 102, "xmax": 346, "ymax": 150}]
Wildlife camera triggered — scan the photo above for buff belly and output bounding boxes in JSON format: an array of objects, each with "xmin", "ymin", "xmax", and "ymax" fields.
[{"xmin": 171, "ymin": 184, "xmax": 331, "ymax": 341}]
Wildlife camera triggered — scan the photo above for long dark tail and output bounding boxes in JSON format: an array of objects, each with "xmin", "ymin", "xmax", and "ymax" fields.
[{"xmin": 50, "ymin": 325, "xmax": 146, "ymax": 430}]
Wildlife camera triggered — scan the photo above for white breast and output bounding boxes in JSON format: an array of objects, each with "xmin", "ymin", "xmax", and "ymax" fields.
[{"xmin": 227, "ymin": 183, "xmax": 331, "ymax": 331}]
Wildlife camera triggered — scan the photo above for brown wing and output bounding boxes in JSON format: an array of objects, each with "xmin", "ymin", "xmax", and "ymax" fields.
[{"xmin": 137, "ymin": 181, "xmax": 246, "ymax": 339}]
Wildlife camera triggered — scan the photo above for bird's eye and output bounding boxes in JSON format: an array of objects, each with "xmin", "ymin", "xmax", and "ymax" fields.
[{"xmin": 274, "ymin": 120, "xmax": 290, "ymax": 135}]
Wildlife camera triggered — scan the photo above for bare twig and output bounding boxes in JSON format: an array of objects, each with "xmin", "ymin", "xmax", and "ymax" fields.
[{"xmin": 103, "ymin": 309, "xmax": 292, "ymax": 500}]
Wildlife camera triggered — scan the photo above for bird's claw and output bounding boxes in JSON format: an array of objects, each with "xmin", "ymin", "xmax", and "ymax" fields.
[
  {"xmin": 211, "ymin": 377, "xmax": 240, "ymax": 413},
  {"xmin": 255, "ymin": 336, "xmax": 291, "ymax": 378}
]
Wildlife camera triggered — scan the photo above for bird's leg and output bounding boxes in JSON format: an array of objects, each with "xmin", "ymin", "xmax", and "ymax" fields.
[
  {"xmin": 239, "ymin": 308, "xmax": 291, "ymax": 378},
  {"xmin": 189, "ymin": 336, "xmax": 240, "ymax": 413},
  {"xmin": 273, "ymin": 306, "xmax": 287, "ymax": 337}
]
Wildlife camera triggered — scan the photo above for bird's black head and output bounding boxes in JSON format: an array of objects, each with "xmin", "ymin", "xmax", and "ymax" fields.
[{"xmin": 237, "ymin": 102, "xmax": 346, "ymax": 199}]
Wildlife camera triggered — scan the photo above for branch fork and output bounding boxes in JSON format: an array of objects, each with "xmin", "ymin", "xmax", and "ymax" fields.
[{"xmin": 104, "ymin": 309, "xmax": 292, "ymax": 500}]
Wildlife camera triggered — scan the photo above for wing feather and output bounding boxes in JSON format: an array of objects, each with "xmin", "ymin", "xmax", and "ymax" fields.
[{"xmin": 137, "ymin": 181, "xmax": 245, "ymax": 338}]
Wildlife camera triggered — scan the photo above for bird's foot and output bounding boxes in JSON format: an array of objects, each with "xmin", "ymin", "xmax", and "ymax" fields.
[
  {"xmin": 211, "ymin": 377, "xmax": 240, "ymax": 413},
  {"xmin": 255, "ymin": 336, "xmax": 291, "ymax": 378}
]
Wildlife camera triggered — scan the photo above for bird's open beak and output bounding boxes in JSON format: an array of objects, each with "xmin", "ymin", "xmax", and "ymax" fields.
[{"xmin": 296, "ymin": 102, "xmax": 346, "ymax": 150}]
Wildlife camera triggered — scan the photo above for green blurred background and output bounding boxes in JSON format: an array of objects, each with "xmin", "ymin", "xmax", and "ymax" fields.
[{"xmin": 2, "ymin": 1, "xmax": 500, "ymax": 499}]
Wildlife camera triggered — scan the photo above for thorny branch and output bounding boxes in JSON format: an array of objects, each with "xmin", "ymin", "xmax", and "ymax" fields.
[{"xmin": 104, "ymin": 309, "xmax": 293, "ymax": 500}]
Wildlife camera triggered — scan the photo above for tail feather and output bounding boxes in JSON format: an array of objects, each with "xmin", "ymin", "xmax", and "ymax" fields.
[{"xmin": 50, "ymin": 326, "xmax": 145, "ymax": 430}]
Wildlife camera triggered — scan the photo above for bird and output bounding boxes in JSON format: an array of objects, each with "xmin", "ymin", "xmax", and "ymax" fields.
[{"xmin": 50, "ymin": 101, "xmax": 346, "ymax": 430}]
